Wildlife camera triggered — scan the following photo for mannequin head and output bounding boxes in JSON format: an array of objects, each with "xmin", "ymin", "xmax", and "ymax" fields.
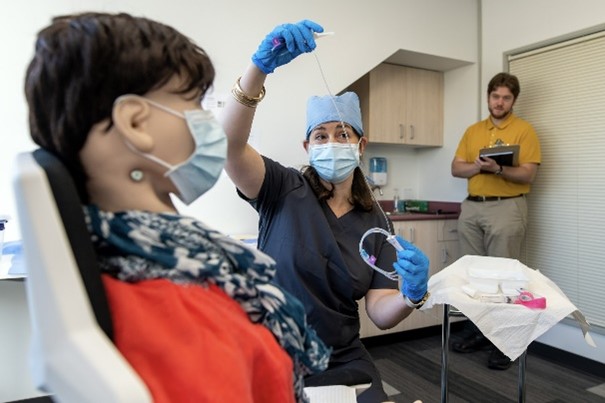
[{"xmin": 25, "ymin": 12, "xmax": 215, "ymax": 209}]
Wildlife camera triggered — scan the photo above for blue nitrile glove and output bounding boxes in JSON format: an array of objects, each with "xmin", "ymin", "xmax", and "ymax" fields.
[
  {"xmin": 392, "ymin": 235, "xmax": 429, "ymax": 301},
  {"xmin": 252, "ymin": 20, "xmax": 324, "ymax": 74}
]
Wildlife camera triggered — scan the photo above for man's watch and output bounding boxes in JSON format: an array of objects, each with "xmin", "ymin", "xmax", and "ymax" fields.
[
  {"xmin": 404, "ymin": 291, "xmax": 430, "ymax": 309},
  {"xmin": 495, "ymin": 165, "xmax": 503, "ymax": 176}
]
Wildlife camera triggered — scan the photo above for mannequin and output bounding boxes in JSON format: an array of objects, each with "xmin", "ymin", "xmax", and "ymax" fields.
[{"xmin": 24, "ymin": 12, "xmax": 328, "ymax": 403}]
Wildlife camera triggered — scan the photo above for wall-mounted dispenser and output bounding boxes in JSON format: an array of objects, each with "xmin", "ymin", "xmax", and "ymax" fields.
[{"xmin": 369, "ymin": 157, "xmax": 387, "ymax": 186}]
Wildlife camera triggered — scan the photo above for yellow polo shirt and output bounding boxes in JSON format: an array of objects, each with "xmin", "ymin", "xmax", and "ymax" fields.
[{"xmin": 455, "ymin": 113, "xmax": 541, "ymax": 197}]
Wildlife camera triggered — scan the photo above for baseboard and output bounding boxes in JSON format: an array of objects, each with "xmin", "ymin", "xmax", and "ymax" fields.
[
  {"xmin": 361, "ymin": 322, "xmax": 466, "ymax": 348},
  {"xmin": 7, "ymin": 397, "xmax": 53, "ymax": 403},
  {"xmin": 528, "ymin": 341, "xmax": 605, "ymax": 378},
  {"xmin": 362, "ymin": 324, "xmax": 605, "ymax": 379}
]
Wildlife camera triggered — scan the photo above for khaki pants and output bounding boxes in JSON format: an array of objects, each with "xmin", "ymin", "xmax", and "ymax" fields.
[{"xmin": 457, "ymin": 196, "xmax": 528, "ymax": 259}]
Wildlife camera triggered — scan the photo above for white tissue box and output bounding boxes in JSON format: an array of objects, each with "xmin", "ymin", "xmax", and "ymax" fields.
[
  {"xmin": 467, "ymin": 265, "xmax": 528, "ymax": 294},
  {"xmin": 500, "ymin": 280, "xmax": 528, "ymax": 294},
  {"xmin": 467, "ymin": 277, "xmax": 500, "ymax": 294}
]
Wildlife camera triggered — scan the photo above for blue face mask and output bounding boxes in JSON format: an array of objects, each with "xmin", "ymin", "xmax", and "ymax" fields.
[
  {"xmin": 308, "ymin": 142, "xmax": 360, "ymax": 184},
  {"xmin": 115, "ymin": 95, "xmax": 227, "ymax": 205}
]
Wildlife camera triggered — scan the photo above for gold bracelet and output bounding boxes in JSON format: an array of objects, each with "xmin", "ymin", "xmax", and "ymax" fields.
[
  {"xmin": 404, "ymin": 291, "xmax": 430, "ymax": 309},
  {"xmin": 231, "ymin": 77, "xmax": 266, "ymax": 108}
]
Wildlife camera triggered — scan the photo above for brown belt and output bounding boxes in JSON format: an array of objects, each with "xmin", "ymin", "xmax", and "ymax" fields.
[{"xmin": 467, "ymin": 194, "xmax": 524, "ymax": 202}]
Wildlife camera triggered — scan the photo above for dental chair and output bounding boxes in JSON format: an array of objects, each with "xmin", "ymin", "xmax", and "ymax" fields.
[{"xmin": 12, "ymin": 149, "xmax": 152, "ymax": 402}]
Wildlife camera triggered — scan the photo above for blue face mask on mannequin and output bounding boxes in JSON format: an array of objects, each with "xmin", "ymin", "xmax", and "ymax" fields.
[
  {"xmin": 308, "ymin": 141, "xmax": 360, "ymax": 184},
  {"xmin": 115, "ymin": 95, "xmax": 227, "ymax": 205}
]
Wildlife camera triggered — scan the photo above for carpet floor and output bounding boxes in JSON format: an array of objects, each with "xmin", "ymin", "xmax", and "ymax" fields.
[{"xmin": 364, "ymin": 329, "xmax": 605, "ymax": 403}]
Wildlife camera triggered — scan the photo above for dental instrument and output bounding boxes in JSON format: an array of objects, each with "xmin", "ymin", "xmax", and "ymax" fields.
[
  {"xmin": 271, "ymin": 31, "xmax": 335, "ymax": 51},
  {"xmin": 359, "ymin": 227, "xmax": 404, "ymax": 281}
]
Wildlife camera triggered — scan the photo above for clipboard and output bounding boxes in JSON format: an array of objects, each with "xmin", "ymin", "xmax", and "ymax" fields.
[{"xmin": 479, "ymin": 145, "xmax": 520, "ymax": 167}]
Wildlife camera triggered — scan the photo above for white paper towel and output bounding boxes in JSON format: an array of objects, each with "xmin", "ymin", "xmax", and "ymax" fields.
[{"xmin": 422, "ymin": 255, "xmax": 595, "ymax": 360}]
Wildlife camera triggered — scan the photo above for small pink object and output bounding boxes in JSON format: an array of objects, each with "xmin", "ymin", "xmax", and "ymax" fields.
[
  {"xmin": 271, "ymin": 37, "xmax": 284, "ymax": 51},
  {"xmin": 514, "ymin": 290, "xmax": 546, "ymax": 309}
]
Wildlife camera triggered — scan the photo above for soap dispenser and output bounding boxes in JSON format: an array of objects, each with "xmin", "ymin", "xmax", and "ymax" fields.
[{"xmin": 369, "ymin": 157, "xmax": 387, "ymax": 186}]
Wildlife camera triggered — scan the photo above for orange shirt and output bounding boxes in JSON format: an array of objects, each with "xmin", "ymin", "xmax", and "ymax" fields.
[{"xmin": 102, "ymin": 276, "xmax": 295, "ymax": 403}]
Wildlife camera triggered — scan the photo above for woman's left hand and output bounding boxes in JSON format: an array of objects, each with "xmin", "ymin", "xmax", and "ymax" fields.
[{"xmin": 392, "ymin": 236, "xmax": 429, "ymax": 302}]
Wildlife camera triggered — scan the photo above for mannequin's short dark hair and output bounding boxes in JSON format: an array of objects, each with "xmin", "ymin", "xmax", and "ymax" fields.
[{"xmin": 24, "ymin": 12, "xmax": 215, "ymax": 196}]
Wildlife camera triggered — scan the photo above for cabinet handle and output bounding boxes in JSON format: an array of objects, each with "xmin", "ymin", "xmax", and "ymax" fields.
[
  {"xmin": 399, "ymin": 123, "xmax": 405, "ymax": 140},
  {"xmin": 410, "ymin": 124, "xmax": 415, "ymax": 140},
  {"xmin": 409, "ymin": 227, "xmax": 415, "ymax": 244},
  {"xmin": 441, "ymin": 247, "xmax": 448, "ymax": 264}
]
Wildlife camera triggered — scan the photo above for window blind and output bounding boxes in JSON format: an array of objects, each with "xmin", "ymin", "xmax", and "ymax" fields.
[{"xmin": 509, "ymin": 32, "xmax": 605, "ymax": 328}]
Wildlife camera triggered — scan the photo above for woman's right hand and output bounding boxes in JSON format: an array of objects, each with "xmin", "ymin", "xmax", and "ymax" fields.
[{"xmin": 251, "ymin": 19, "xmax": 323, "ymax": 74}]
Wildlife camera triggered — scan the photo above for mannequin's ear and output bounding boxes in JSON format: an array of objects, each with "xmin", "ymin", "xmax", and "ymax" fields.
[{"xmin": 112, "ymin": 96, "xmax": 154, "ymax": 153}]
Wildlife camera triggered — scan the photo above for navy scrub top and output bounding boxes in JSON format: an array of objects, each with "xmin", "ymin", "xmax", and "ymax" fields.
[{"xmin": 242, "ymin": 156, "xmax": 397, "ymax": 363}]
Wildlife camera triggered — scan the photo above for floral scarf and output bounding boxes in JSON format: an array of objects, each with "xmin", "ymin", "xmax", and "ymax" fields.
[{"xmin": 84, "ymin": 205, "xmax": 330, "ymax": 402}]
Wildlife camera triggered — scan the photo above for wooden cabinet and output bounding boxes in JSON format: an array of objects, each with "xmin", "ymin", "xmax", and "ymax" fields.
[
  {"xmin": 346, "ymin": 63, "xmax": 444, "ymax": 146},
  {"xmin": 359, "ymin": 218, "xmax": 460, "ymax": 338},
  {"xmin": 436, "ymin": 219, "xmax": 460, "ymax": 269}
]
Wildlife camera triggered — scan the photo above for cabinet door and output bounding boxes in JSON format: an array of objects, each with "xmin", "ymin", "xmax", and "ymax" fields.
[
  {"xmin": 438, "ymin": 240, "xmax": 460, "ymax": 269},
  {"xmin": 367, "ymin": 63, "xmax": 406, "ymax": 143},
  {"xmin": 436, "ymin": 218, "xmax": 459, "ymax": 242},
  {"xmin": 404, "ymin": 67, "xmax": 444, "ymax": 146},
  {"xmin": 363, "ymin": 64, "xmax": 443, "ymax": 146},
  {"xmin": 436, "ymin": 219, "xmax": 461, "ymax": 269},
  {"xmin": 394, "ymin": 220, "xmax": 438, "ymax": 275}
]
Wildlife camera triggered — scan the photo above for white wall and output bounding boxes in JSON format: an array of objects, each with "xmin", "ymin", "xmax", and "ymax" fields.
[
  {"xmin": 1, "ymin": 0, "xmax": 603, "ymax": 400},
  {"xmin": 480, "ymin": 0, "xmax": 605, "ymax": 363},
  {"xmin": 1, "ymin": 0, "xmax": 479, "ymax": 242},
  {"xmin": 1, "ymin": 1, "xmax": 480, "ymax": 400},
  {"xmin": 481, "ymin": 0, "xmax": 605, "ymax": 113},
  {"xmin": 419, "ymin": 64, "xmax": 480, "ymax": 202}
]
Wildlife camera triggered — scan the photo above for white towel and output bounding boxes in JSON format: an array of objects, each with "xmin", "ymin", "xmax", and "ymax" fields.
[{"xmin": 422, "ymin": 255, "xmax": 595, "ymax": 360}]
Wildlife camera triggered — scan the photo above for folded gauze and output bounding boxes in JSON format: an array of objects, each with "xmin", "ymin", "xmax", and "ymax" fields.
[
  {"xmin": 306, "ymin": 92, "xmax": 364, "ymax": 139},
  {"xmin": 422, "ymin": 255, "xmax": 595, "ymax": 360}
]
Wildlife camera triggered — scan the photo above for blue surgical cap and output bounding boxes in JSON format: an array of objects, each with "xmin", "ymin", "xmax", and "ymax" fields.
[{"xmin": 305, "ymin": 92, "xmax": 364, "ymax": 139}]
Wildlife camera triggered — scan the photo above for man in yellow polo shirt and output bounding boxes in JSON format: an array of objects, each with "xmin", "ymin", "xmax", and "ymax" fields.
[{"xmin": 451, "ymin": 72, "xmax": 541, "ymax": 370}]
